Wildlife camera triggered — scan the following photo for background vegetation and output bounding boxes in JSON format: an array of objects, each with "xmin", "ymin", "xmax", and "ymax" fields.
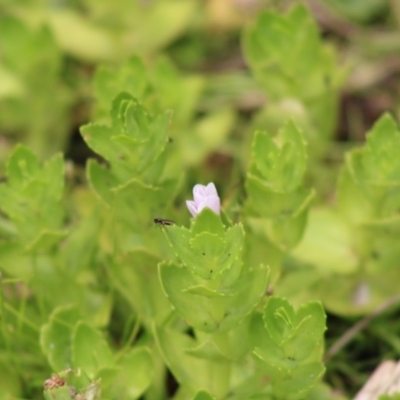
[{"xmin": 1, "ymin": 0, "xmax": 400, "ymax": 399}]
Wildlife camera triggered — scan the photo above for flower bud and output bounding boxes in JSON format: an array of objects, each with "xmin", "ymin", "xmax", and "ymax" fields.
[{"xmin": 186, "ymin": 182, "xmax": 220, "ymax": 218}]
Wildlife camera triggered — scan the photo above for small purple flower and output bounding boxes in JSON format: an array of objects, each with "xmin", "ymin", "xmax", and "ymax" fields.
[{"xmin": 186, "ymin": 183, "xmax": 221, "ymax": 218}]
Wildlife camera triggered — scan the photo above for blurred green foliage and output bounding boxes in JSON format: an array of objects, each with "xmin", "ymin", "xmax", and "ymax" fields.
[{"xmin": 1, "ymin": 0, "xmax": 400, "ymax": 399}]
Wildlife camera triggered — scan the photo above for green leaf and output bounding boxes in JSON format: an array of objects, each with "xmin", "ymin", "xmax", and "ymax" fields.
[
  {"xmin": 150, "ymin": 56, "xmax": 204, "ymax": 125},
  {"xmin": 189, "ymin": 233, "xmax": 228, "ymax": 278},
  {"xmin": 81, "ymin": 94, "xmax": 171, "ymax": 184},
  {"xmin": 112, "ymin": 178, "xmax": 175, "ymax": 233},
  {"xmin": 0, "ymin": 241, "xmax": 32, "ymax": 279},
  {"xmin": 164, "ymin": 209, "xmax": 244, "ymax": 280},
  {"xmin": 7, "ymin": 145, "xmax": 40, "ymax": 189},
  {"xmin": 251, "ymin": 313, "xmax": 287, "ymax": 378},
  {"xmin": 184, "ymin": 339, "xmax": 227, "ymax": 361},
  {"xmin": 127, "ymin": 98, "xmax": 171, "ymax": 159},
  {"xmin": 93, "ymin": 56, "xmax": 148, "ymax": 117},
  {"xmin": 154, "ymin": 326, "xmax": 230, "ymax": 398},
  {"xmin": 251, "ymin": 121, "xmax": 307, "ymax": 192},
  {"xmin": 47, "ymin": 9, "xmax": 118, "ymax": 62},
  {"xmin": 221, "ymin": 265, "xmax": 270, "ymax": 331},
  {"xmin": 109, "ymin": 249, "xmax": 172, "ymax": 326},
  {"xmin": 245, "ymin": 175, "xmax": 314, "ymax": 219},
  {"xmin": 0, "ymin": 146, "xmax": 65, "ymax": 248},
  {"xmin": 242, "ymin": 4, "xmax": 343, "ymax": 142},
  {"xmin": 131, "ymin": 1, "xmax": 197, "ymax": 55},
  {"xmin": 283, "ymin": 302, "xmax": 326, "ymax": 362},
  {"xmin": 79, "ymin": 381, "xmax": 102, "ymax": 400},
  {"xmin": 245, "ymin": 120, "xmax": 312, "ymax": 249},
  {"xmin": 159, "ymin": 261, "xmax": 223, "ymax": 333},
  {"xmin": 41, "ymin": 153, "xmax": 65, "ymax": 200},
  {"xmin": 243, "ymin": 4, "xmax": 339, "ymax": 97},
  {"xmin": 107, "ymin": 348, "xmax": 154, "ymax": 399},
  {"xmin": 337, "ymin": 166, "xmax": 374, "ymax": 224},
  {"xmin": 95, "ymin": 366, "xmax": 120, "ymax": 391},
  {"xmin": 81, "ymin": 123, "xmax": 124, "ymax": 169},
  {"xmin": 25, "ymin": 229, "xmax": 68, "ymax": 253},
  {"xmin": 251, "ymin": 296, "xmax": 326, "ymax": 396},
  {"xmin": 245, "ymin": 181, "xmax": 314, "ymax": 251},
  {"xmin": 183, "ymin": 285, "xmax": 233, "ymax": 298},
  {"xmin": 40, "ymin": 306, "xmax": 79, "ymax": 371},
  {"xmin": 0, "ymin": 16, "xmax": 60, "ymax": 82},
  {"xmin": 161, "ymin": 225, "xmax": 198, "ymax": 270},
  {"xmin": 44, "ymin": 385, "xmax": 74, "ymax": 400},
  {"xmin": 86, "ymin": 175, "xmax": 177, "ymax": 253},
  {"xmin": 273, "ymin": 362, "xmax": 325, "ymax": 398},
  {"xmin": 261, "ymin": 298, "xmax": 326, "ymax": 355},
  {"xmin": 292, "ymin": 208, "xmax": 359, "ymax": 274},
  {"xmin": 59, "ymin": 211, "xmax": 102, "ymax": 276},
  {"xmin": 0, "ymin": 17, "xmax": 71, "ymax": 157},
  {"xmin": 86, "ymin": 159, "xmax": 116, "ymax": 206},
  {"xmin": 192, "ymin": 390, "xmax": 216, "ymax": 400},
  {"xmin": 71, "ymin": 321, "xmax": 113, "ymax": 379},
  {"xmin": 243, "ymin": 3, "xmax": 342, "ymax": 97},
  {"xmin": 211, "ymin": 320, "xmax": 252, "ymax": 360},
  {"xmin": 224, "ymin": 225, "xmax": 246, "ymax": 263},
  {"xmin": 263, "ymin": 297, "xmax": 296, "ymax": 344},
  {"xmin": 159, "ymin": 262, "xmax": 269, "ymax": 333},
  {"xmin": 191, "ymin": 207, "xmax": 225, "ymax": 237},
  {"xmin": 347, "ymin": 114, "xmax": 400, "ymax": 187}
]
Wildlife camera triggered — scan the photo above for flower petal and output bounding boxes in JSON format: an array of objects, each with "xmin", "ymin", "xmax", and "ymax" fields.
[
  {"xmin": 186, "ymin": 182, "xmax": 221, "ymax": 218},
  {"xmin": 193, "ymin": 184, "xmax": 207, "ymax": 202},
  {"xmin": 208, "ymin": 196, "xmax": 220, "ymax": 214},
  {"xmin": 186, "ymin": 200, "xmax": 198, "ymax": 218},
  {"xmin": 205, "ymin": 182, "xmax": 218, "ymax": 196}
]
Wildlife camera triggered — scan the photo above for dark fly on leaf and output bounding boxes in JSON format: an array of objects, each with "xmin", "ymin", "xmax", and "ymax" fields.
[{"xmin": 154, "ymin": 218, "xmax": 175, "ymax": 227}]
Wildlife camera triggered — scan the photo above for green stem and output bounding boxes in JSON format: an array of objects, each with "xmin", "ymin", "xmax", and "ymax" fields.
[
  {"xmin": 208, "ymin": 331, "xmax": 231, "ymax": 398},
  {"xmin": 31, "ymin": 255, "xmax": 47, "ymax": 321},
  {"xmin": 208, "ymin": 357, "xmax": 231, "ymax": 399}
]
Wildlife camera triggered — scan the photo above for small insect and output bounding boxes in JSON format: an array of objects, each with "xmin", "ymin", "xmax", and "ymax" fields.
[{"xmin": 154, "ymin": 218, "xmax": 175, "ymax": 227}]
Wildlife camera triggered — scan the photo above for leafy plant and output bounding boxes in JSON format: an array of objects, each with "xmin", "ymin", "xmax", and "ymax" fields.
[{"xmin": 0, "ymin": 1, "xmax": 398, "ymax": 399}]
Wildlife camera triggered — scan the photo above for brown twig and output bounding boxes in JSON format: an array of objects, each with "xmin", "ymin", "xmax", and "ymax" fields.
[
  {"xmin": 307, "ymin": 0, "xmax": 356, "ymax": 38},
  {"xmin": 324, "ymin": 293, "xmax": 400, "ymax": 362}
]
